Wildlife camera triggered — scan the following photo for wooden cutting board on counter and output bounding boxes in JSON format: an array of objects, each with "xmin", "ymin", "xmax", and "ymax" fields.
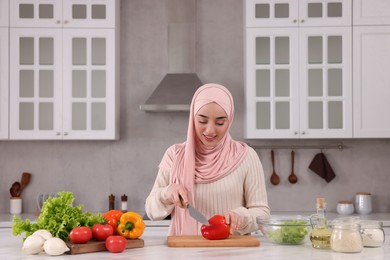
[
  {"xmin": 66, "ymin": 238, "xmax": 144, "ymax": 254},
  {"xmin": 167, "ymin": 235, "xmax": 260, "ymax": 247}
]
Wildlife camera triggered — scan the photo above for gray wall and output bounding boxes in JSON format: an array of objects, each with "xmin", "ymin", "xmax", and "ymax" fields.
[{"xmin": 1, "ymin": 0, "xmax": 390, "ymax": 215}]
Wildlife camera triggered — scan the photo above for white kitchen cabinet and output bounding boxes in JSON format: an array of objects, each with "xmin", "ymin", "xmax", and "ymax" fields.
[
  {"xmin": 0, "ymin": 0, "xmax": 9, "ymax": 27},
  {"xmin": 10, "ymin": 0, "xmax": 116, "ymax": 28},
  {"xmin": 353, "ymin": 26, "xmax": 390, "ymax": 138},
  {"xmin": 353, "ymin": 0, "xmax": 390, "ymax": 25},
  {"xmin": 245, "ymin": 1, "xmax": 352, "ymax": 139},
  {"xmin": 0, "ymin": 28, "xmax": 8, "ymax": 140},
  {"xmin": 246, "ymin": 0, "xmax": 351, "ymax": 27},
  {"xmin": 9, "ymin": 0, "xmax": 119, "ymax": 140}
]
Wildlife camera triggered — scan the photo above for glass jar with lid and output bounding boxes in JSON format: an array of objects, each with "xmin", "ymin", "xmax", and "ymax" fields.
[
  {"xmin": 330, "ymin": 217, "xmax": 363, "ymax": 253},
  {"xmin": 361, "ymin": 220, "xmax": 385, "ymax": 247}
]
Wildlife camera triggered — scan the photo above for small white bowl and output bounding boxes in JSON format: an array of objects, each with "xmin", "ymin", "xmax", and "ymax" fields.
[{"xmin": 337, "ymin": 201, "xmax": 354, "ymax": 215}]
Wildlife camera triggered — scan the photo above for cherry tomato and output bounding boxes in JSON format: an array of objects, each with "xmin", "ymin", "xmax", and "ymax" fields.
[
  {"xmin": 105, "ymin": 235, "xmax": 127, "ymax": 253},
  {"xmin": 69, "ymin": 226, "xmax": 92, "ymax": 244},
  {"xmin": 92, "ymin": 223, "xmax": 114, "ymax": 241}
]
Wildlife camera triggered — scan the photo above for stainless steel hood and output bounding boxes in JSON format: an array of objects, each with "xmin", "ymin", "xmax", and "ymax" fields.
[{"xmin": 140, "ymin": 0, "xmax": 202, "ymax": 112}]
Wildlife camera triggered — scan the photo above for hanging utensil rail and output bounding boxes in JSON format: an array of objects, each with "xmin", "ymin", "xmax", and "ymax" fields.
[{"xmin": 249, "ymin": 144, "xmax": 345, "ymax": 151}]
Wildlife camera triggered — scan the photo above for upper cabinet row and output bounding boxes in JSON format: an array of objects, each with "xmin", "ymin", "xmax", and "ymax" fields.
[
  {"xmin": 0, "ymin": 0, "xmax": 119, "ymax": 140},
  {"xmin": 245, "ymin": 0, "xmax": 390, "ymax": 139}
]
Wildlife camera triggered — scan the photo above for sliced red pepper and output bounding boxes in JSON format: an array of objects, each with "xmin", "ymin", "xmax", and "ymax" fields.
[
  {"xmin": 201, "ymin": 215, "xmax": 230, "ymax": 240},
  {"xmin": 103, "ymin": 210, "xmax": 123, "ymax": 235}
]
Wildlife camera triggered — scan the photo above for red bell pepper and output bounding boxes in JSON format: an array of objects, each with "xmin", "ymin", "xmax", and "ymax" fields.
[
  {"xmin": 103, "ymin": 210, "xmax": 123, "ymax": 235},
  {"xmin": 201, "ymin": 215, "xmax": 230, "ymax": 240}
]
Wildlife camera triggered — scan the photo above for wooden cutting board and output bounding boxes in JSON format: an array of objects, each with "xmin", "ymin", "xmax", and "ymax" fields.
[
  {"xmin": 66, "ymin": 238, "xmax": 144, "ymax": 254},
  {"xmin": 167, "ymin": 235, "xmax": 260, "ymax": 247}
]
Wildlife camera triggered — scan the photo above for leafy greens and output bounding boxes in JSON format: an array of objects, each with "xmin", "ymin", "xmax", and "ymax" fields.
[
  {"xmin": 12, "ymin": 191, "xmax": 104, "ymax": 241},
  {"xmin": 267, "ymin": 220, "xmax": 309, "ymax": 244}
]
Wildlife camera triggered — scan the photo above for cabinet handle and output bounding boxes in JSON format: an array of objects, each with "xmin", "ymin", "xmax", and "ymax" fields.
[
  {"xmin": 293, "ymin": 19, "xmax": 297, "ymax": 23},
  {"xmin": 294, "ymin": 131, "xmax": 298, "ymax": 135},
  {"xmin": 300, "ymin": 19, "xmax": 305, "ymax": 23},
  {"xmin": 56, "ymin": 132, "xmax": 61, "ymax": 136},
  {"xmin": 301, "ymin": 131, "xmax": 306, "ymax": 135},
  {"xmin": 56, "ymin": 20, "xmax": 61, "ymax": 24},
  {"xmin": 64, "ymin": 20, "xmax": 69, "ymax": 24},
  {"xmin": 64, "ymin": 132, "xmax": 68, "ymax": 136}
]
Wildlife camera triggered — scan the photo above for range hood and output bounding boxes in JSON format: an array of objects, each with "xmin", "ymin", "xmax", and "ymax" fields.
[{"xmin": 140, "ymin": 0, "xmax": 202, "ymax": 112}]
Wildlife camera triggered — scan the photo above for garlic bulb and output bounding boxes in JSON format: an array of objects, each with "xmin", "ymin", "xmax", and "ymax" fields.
[
  {"xmin": 43, "ymin": 237, "xmax": 70, "ymax": 256},
  {"xmin": 22, "ymin": 234, "xmax": 45, "ymax": 255},
  {"xmin": 32, "ymin": 230, "xmax": 53, "ymax": 241}
]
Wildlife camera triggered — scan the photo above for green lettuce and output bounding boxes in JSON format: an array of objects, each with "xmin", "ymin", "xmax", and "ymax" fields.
[
  {"xmin": 267, "ymin": 220, "xmax": 309, "ymax": 244},
  {"xmin": 12, "ymin": 191, "xmax": 104, "ymax": 241}
]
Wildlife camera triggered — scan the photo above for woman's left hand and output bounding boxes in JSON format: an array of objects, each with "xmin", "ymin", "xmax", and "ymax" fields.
[{"xmin": 223, "ymin": 211, "xmax": 241, "ymax": 234}]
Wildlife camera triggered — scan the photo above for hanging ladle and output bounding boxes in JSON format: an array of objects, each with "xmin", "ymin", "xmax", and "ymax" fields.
[
  {"xmin": 270, "ymin": 150, "xmax": 280, "ymax": 185},
  {"xmin": 288, "ymin": 150, "xmax": 298, "ymax": 184}
]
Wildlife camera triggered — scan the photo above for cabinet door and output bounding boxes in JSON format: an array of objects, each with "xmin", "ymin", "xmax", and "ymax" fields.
[
  {"xmin": 0, "ymin": 0, "xmax": 9, "ymax": 27},
  {"xmin": 10, "ymin": 0, "xmax": 63, "ymax": 28},
  {"xmin": 9, "ymin": 28, "xmax": 63, "ymax": 140},
  {"xmin": 62, "ymin": 0, "xmax": 117, "ymax": 28},
  {"xmin": 245, "ymin": 0, "xmax": 299, "ymax": 27},
  {"xmin": 62, "ymin": 29, "xmax": 117, "ymax": 140},
  {"xmin": 245, "ymin": 28, "xmax": 300, "ymax": 139},
  {"xmin": 353, "ymin": 26, "xmax": 390, "ymax": 138},
  {"xmin": 0, "ymin": 28, "xmax": 8, "ymax": 139},
  {"xmin": 353, "ymin": 0, "xmax": 390, "ymax": 25},
  {"xmin": 299, "ymin": 27, "xmax": 352, "ymax": 138},
  {"xmin": 299, "ymin": 0, "xmax": 351, "ymax": 27}
]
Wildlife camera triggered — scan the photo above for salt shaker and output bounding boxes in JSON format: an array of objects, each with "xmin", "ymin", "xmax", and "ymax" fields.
[
  {"xmin": 121, "ymin": 194, "xmax": 128, "ymax": 212},
  {"xmin": 355, "ymin": 192, "xmax": 372, "ymax": 214}
]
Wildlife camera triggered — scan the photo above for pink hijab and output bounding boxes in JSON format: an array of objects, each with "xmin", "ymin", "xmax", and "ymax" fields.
[{"xmin": 159, "ymin": 83, "xmax": 248, "ymax": 235}]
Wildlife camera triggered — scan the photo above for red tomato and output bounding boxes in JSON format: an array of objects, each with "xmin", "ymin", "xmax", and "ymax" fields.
[
  {"xmin": 69, "ymin": 226, "xmax": 92, "ymax": 244},
  {"xmin": 92, "ymin": 224, "xmax": 114, "ymax": 241},
  {"xmin": 105, "ymin": 235, "xmax": 127, "ymax": 253}
]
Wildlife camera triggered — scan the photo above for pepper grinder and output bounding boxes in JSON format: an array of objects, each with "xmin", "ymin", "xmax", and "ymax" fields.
[
  {"xmin": 108, "ymin": 194, "xmax": 115, "ymax": 210},
  {"xmin": 121, "ymin": 194, "xmax": 128, "ymax": 212}
]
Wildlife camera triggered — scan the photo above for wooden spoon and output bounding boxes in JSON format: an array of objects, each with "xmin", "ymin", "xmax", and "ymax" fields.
[
  {"xmin": 288, "ymin": 150, "xmax": 298, "ymax": 184},
  {"xmin": 20, "ymin": 172, "xmax": 31, "ymax": 192},
  {"xmin": 270, "ymin": 150, "xmax": 280, "ymax": 185}
]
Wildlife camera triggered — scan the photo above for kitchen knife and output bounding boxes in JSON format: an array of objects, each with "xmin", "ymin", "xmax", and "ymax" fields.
[{"xmin": 179, "ymin": 195, "xmax": 209, "ymax": 225}]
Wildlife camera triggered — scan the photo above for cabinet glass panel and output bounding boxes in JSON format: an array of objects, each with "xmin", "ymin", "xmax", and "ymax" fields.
[
  {"xmin": 275, "ymin": 4, "xmax": 289, "ymax": 18},
  {"xmin": 255, "ymin": 4, "xmax": 269, "ymax": 18},
  {"xmin": 256, "ymin": 37, "xmax": 270, "ymax": 64},
  {"xmin": 72, "ymin": 38, "xmax": 86, "ymax": 65},
  {"xmin": 328, "ymin": 69, "xmax": 342, "ymax": 96},
  {"xmin": 73, "ymin": 5, "xmax": 87, "ymax": 19},
  {"xmin": 275, "ymin": 37, "xmax": 289, "ymax": 64},
  {"xmin": 20, "ymin": 4, "xmax": 34, "ymax": 19},
  {"xmin": 308, "ymin": 36, "xmax": 322, "ymax": 64},
  {"xmin": 328, "ymin": 3, "xmax": 342, "ymax": 18},
  {"xmin": 91, "ymin": 38, "xmax": 106, "ymax": 65},
  {"xmin": 308, "ymin": 69, "xmax": 323, "ymax": 96},
  {"xmin": 328, "ymin": 101, "xmax": 342, "ymax": 129},
  {"xmin": 39, "ymin": 4, "xmax": 54, "ymax": 19},
  {"xmin": 92, "ymin": 70, "xmax": 106, "ymax": 98},
  {"xmin": 39, "ymin": 103, "xmax": 53, "ymax": 130},
  {"xmin": 308, "ymin": 3, "xmax": 322, "ymax": 18},
  {"xmin": 19, "ymin": 103, "xmax": 34, "ymax": 130},
  {"xmin": 275, "ymin": 102, "xmax": 289, "ymax": 129},
  {"xmin": 275, "ymin": 69, "xmax": 289, "ymax": 97},
  {"xmin": 256, "ymin": 102, "xmax": 270, "ymax": 129},
  {"xmin": 92, "ymin": 5, "xmax": 106, "ymax": 19},
  {"xmin": 39, "ymin": 70, "xmax": 53, "ymax": 97},
  {"xmin": 308, "ymin": 101, "xmax": 323, "ymax": 129},
  {"xmin": 72, "ymin": 70, "xmax": 87, "ymax": 97},
  {"xmin": 92, "ymin": 103, "xmax": 105, "ymax": 130},
  {"xmin": 72, "ymin": 103, "xmax": 86, "ymax": 130},
  {"xmin": 256, "ymin": 70, "xmax": 270, "ymax": 97},
  {"xmin": 39, "ymin": 38, "xmax": 53, "ymax": 65},
  {"xmin": 328, "ymin": 36, "xmax": 342, "ymax": 64},
  {"xmin": 20, "ymin": 38, "xmax": 34, "ymax": 65},
  {"xmin": 20, "ymin": 70, "xmax": 34, "ymax": 97}
]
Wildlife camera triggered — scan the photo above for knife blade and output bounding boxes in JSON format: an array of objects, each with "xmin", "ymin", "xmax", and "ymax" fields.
[{"xmin": 179, "ymin": 195, "xmax": 209, "ymax": 225}]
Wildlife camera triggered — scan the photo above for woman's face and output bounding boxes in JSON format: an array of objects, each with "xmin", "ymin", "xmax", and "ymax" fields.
[{"xmin": 194, "ymin": 102, "xmax": 229, "ymax": 148}]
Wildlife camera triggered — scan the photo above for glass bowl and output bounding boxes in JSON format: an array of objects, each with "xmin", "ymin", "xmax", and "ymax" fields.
[{"xmin": 257, "ymin": 215, "xmax": 312, "ymax": 245}]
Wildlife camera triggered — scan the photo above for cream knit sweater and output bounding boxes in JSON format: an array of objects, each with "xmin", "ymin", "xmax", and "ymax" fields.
[{"xmin": 145, "ymin": 146, "xmax": 270, "ymax": 235}]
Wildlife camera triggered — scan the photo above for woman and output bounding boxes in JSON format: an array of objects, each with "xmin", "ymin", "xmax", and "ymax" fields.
[{"xmin": 145, "ymin": 83, "xmax": 270, "ymax": 236}]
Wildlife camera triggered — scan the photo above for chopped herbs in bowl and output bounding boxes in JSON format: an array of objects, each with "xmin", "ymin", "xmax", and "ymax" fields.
[{"xmin": 257, "ymin": 215, "xmax": 311, "ymax": 245}]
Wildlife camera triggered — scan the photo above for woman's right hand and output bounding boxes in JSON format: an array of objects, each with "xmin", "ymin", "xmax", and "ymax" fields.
[{"xmin": 165, "ymin": 184, "xmax": 188, "ymax": 208}]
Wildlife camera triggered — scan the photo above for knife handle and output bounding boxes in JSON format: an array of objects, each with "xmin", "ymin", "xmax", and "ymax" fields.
[{"xmin": 179, "ymin": 195, "xmax": 188, "ymax": 208}]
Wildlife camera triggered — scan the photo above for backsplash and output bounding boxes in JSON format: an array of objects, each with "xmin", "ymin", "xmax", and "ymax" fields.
[{"xmin": 1, "ymin": 0, "xmax": 390, "ymax": 215}]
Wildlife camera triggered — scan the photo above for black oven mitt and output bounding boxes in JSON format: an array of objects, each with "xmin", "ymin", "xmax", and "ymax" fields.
[{"xmin": 308, "ymin": 152, "xmax": 336, "ymax": 183}]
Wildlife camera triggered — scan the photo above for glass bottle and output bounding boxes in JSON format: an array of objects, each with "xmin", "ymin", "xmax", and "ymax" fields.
[{"xmin": 310, "ymin": 197, "xmax": 332, "ymax": 249}]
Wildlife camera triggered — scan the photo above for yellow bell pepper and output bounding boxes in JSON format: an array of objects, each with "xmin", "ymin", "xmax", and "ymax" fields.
[{"xmin": 117, "ymin": 212, "xmax": 145, "ymax": 239}]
